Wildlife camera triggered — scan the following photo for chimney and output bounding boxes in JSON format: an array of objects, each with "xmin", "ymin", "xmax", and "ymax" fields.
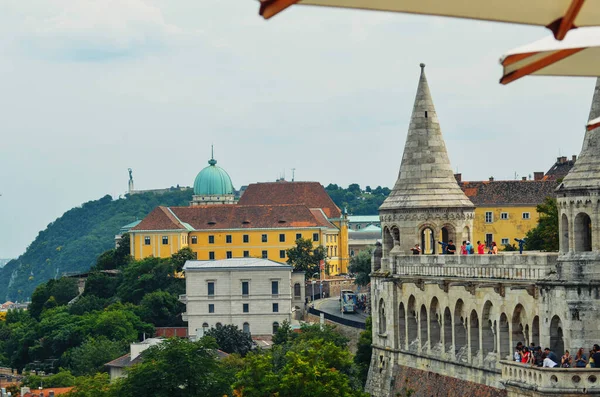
[
  {"xmin": 534, "ymin": 172, "xmax": 544, "ymax": 181},
  {"xmin": 572, "ymin": 155, "xmax": 577, "ymax": 163},
  {"xmin": 521, "ymin": 176, "xmax": 527, "ymax": 181},
  {"xmin": 49, "ymin": 392, "xmax": 55, "ymax": 397},
  {"xmin": 561, "ymin": 156, "xmax": 567, "ymax": 163},
  {"xmin": 454, "ymin": 173, "xmax": 462, "ymax": 183},
  {"xmin": 489, "ymin": 177, "xmax": 494, "ymax": 182}
]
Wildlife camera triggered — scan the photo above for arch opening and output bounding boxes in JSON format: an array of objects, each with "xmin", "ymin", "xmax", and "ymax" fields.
[
  {"xmin": 429, "ymin": 298, "xmax": 441, "ymax": 352},
  {"xmin": 420, "ymin": 226, "xmax": 435, "ymax": 254},
  {"xmin": 512, "ymin": 304, "xmax": 528, "ymax": 347},
  {"xmin": 470, "ymin": 310, "xmax": 480, "ymax": 361},
  {"xmin": 398, "ymin": 303, "xmax": 406, "ymax": 350},
  {"xmin": 378, "ymin": 299, "xmax": 387, "ymax": 335},
  {"xmin": 454, "ymin": 300, "xmax": 467, "ymax": 362},
  {"xmin": 532, "ymin": 316, "xmax": 540, "ymax": 347},
  {"xmin": 407, "ymin": 296, "xmax": 418, "ymax": 351},
  {"xmin": 550, "ymin": 315, "xmax": 564, "ymax": 355},
  {"xmin": 383, "ymin": 227, "xmax": 394, "ymax": 257},
  {"xmin": 420, "ymin": 304, "xmax": 428, "ymax": 352},
  {"xmin": 243, "ymin": 322, "xmax": 250, "ymax": 334},
  {"xmin": 499, "ymin": 313, "xmax": 510, "ymax": 360},
  {"xmin": 574, "ymin": 212, "xmax": 592, "ymax": 252},
  {"xmin": 444, "ymin": 307, "xmax": 452, "ymax": 354},
  {"xmin": 482, "ymin": 301, "xmax": 496, "ymax": 356},
  {"xmin": 561, "ymin": 213, "xmax": 569, "ymax": 253}
]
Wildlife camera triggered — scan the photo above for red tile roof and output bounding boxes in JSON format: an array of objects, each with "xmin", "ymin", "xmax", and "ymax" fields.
[
  {"xmin": 23, "ymin": 387, "xmax": 73, "ymax": 396},
  {"xmin": 133, "ymin": 204, "xmax": 334, "ymax": 231},
  {"xmin": 459, "ymin": 180, "xmax": 557, "ymax": 206},
  {"xmin": 238, "ymin": 181, "xmax": 342, "ymax": 218}
]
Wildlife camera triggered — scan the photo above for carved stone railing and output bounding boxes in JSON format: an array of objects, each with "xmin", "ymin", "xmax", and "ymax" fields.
[
  {"xmin": 501, "ymin": 360, "xmax": 600, "ymax": 393},
  {"xmin": 385, "ymin": 254, "xmax": 558, "ymax": 282}
]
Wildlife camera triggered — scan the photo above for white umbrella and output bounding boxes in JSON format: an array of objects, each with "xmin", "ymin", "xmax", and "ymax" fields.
[
  {"xmin": 260, "ymin": 0, "xmax": 597, "ymax": 40},
  {"xmin": 499, "ymin": 27, "xmax": 600, "ymax": 84}
]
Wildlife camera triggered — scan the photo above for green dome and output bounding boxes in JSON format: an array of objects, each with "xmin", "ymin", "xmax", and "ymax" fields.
[{"xmin": 193, "ymin": 158, "xmax": 234, "ymax": 196}]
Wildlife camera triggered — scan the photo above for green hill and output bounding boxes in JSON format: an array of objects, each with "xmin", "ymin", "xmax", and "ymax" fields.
[{"xmin": 0, "ymin": 189, "xmax": 193, "ymax": 301}]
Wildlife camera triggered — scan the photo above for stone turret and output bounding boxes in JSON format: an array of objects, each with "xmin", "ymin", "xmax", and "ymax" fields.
[{"xmin": 379, "ymin": 64, "xmax": 474, "ymax": 262}]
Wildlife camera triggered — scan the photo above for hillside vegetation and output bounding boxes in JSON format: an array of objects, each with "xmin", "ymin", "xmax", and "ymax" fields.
[
  {"xmin": 0, "ymin": 184, "xmax": 389, "ymax": 301},
  {"xmin": 0, "ymin": 189, "xmax": 193, "ymax": 301}
]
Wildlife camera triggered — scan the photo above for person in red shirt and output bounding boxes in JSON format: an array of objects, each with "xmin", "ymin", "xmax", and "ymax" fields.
[
  {"xmin": 477, "ymin": 240, "xmax": 485, "ymax": 255},
  {"xmin": 460, "ymin": 241, "xmax": 467, "ymax": 255}
]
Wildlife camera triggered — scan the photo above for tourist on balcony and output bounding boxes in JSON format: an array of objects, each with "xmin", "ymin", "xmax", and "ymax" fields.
[
  {"xmin": 575, "ymin": 348, "xmax": 587, "ymax": 368},
  {"xmin": 410, "ymin": 244, "xmax": 421, "ymax": 255},
  {"xmin": 477, "ymin": 241, "xmax": 485, "ymax": 255},
  {"xmin": 466, "ymin": 241, "xmax": 474, "ymax": 254},
  {"xmin": 490, "ymin": 242, "xmax": 498, "ymax": 255},
  {"xmin": 533, "ymin": 346, "xmax": 544, "ymax": 367},
  {"xmin": 521, "ymin": 346, "xmax": 532, "ymax": 364},
  {"xmin": 514, "ymin": 343, "xmax": 523, "ymax": 362},
  {"xmin": 460, "ymin": 241, "xmax": 468, "ymax": 255},
  {"xmin": 561, "ymin": 350, "xmax": 572, "ymax": 368},
  {"xmin": 590, "ymin": 344, "xmax": 600, "ymax": 368},
  {"xmin": 543, "ymin": 348, "xmax": 559, "ymax": 367},
  {"xmin": 446, "ymin": 240, "xmax": 456, "ymax": 255}
]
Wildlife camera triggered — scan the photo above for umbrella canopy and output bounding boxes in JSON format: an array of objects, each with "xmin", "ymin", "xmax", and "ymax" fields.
[
  {"xmin": 260, "ymin": 0, "xmax": 598, "ymax": 40},
  {"xmin": 587, "ymin": 116, "xmax": 600, "ymax": 131},
  {"xmin": 499, "ymin": 27, "xmax": 600, "ymax": 84}
]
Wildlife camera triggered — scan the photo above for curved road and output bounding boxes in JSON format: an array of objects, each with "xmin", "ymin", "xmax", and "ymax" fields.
[{"xmin": 313, "ymin": 297, "xmax": 368, "ymax": 323}]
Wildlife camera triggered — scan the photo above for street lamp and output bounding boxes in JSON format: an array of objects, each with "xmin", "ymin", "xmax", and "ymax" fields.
[{"xmin": 311, "ymin": 272, "xmax": 319, "ymax": 302}]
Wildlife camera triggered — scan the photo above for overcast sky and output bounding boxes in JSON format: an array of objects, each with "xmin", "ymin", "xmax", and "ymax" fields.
[{"xmin": 0, "ymin": 0, "xmax": 594, "ymax": 258}]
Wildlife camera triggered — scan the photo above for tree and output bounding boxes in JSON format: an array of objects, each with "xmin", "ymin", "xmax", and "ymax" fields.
[
  {"xmin": 525, "ymin": 197, "xmax": 558, "ymax": 251},
  {"xmin": 171, "ymin": 247, "xmax": 196, "ymax": 272},
  {"xmin": 116, "ymin": 337, "xmax": 232, "ymax": 397},
  {"xmin": 354, "ymin": 316, "xmax": 372, "ymax": 386},
  {"xmin": 64, "ymin": 337, "xmax": 127, "ymax": 376},
  {"xmin": 63, "ymin": 373, "xmax": 113, "ymax": 397},
  {"xmin": 205, "ymin": 324, "xmax": 253, "ymax": 357},
  {"xmin": 286, "ymin": 238, "xmax": 326, "ymax": 279},
  {"xmin": 272, "ymin": 320, "xmax": 294, "ymax": 346},
  {"xmin": 348, "ymin": 247, "xmax": 373, "ymax": 286},
  {"xmin": 137, "ymin": 290, "xmax": 184, "ymax": 327}
]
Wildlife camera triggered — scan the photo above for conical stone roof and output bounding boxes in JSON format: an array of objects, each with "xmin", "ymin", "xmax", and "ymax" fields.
[
  {"xmin": 559, "ymin": 78, "xmax": 600, "ymax": 191},
  {"xmin": 380, "ymin": 64, "xmax": 474, "ymax": 210}
]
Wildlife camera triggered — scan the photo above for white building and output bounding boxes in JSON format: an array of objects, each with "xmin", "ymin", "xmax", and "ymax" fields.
[
  {"xmin": 181, "ymin": 258, "xmax": 305, "ymax": 338},
  {"xmin": 105, "ymin": 337, "xmax": 164, "ymax": 382}
]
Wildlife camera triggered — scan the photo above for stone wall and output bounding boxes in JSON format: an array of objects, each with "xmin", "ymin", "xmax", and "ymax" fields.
[{"xmin": 389, "ymin": 364, "xmax": 506, "ymax": 397}]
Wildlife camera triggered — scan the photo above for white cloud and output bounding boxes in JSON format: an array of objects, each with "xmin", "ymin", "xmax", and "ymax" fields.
[{"xmin": 2, "ymin": 0, "xmax": 182, "ymax": 60}]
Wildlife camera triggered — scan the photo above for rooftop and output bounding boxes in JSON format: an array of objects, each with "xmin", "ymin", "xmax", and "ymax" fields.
[
  {"xmin": 132, "ymin": 204, "xmax": 336, "ymax": 232},
  {"xmin": 183, "ymin": 257, "xmax": 293, "ymax": 271},
  {"xmin": 238, "ymin": 181, "xmax": 342, "ymax": 218},
  {"xmin": 348, "ymin": 215, "xmax": 380, "ymax": 223},
  {"xmin": 460, "ymin": 180, "xmax": 557, "ymax": 206}
]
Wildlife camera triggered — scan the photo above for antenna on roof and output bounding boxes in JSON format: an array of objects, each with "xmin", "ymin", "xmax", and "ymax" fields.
[
  {"xmin": 211, "ymin": 144, "xmax": 214, "ymax": 160},
  {"xmin": 291, "ymin": 168, "xmax": 296, "ymax": 182}
]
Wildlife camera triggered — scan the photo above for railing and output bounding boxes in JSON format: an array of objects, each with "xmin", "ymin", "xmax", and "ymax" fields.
[
  {"xmin": 307, "ymin": 307, "xmax": 366, "ymax": 330},
  {"xmin": 501, "ymin": 360, "xmax": 600, "ymax": 392},
  {"xmin": 384, "ymin": 254, "xmax": 558, "ymax": 281}
]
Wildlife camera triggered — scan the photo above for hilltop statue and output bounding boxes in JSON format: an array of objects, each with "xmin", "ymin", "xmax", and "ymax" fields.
[{"xmin": 128, "ymin": 168, "xmax": 134, "ymax": 194}]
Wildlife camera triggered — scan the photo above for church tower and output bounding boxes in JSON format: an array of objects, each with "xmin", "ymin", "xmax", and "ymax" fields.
[{"xmin": 379, "ymin": 64, "xmax": 474, "ymax": 266}]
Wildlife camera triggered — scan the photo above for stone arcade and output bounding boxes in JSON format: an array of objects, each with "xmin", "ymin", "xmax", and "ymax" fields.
[{"xmin": 366, "ymin": 68, "xmax": 600, "ymax": 397}]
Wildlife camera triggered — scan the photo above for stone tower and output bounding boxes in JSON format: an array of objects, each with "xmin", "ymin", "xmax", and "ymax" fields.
[
  {"xmin": 379, "ymin": 64, "xmax": 474, "ymax": 264},
  {"xmin": 554, "ymin": 77, "xmax": 600, "ymax": 351}
]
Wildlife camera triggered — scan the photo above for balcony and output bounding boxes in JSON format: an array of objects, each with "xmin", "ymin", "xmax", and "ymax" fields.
[
  {"xmin": 382, "ymin": 253, "xmax": 558, "ymax": 282},
  {"xmin": 501, "ymin": 360, "xmax": 600, "ymax": 393},
  {"xmin": 179, "ymin": 294, "xmax": 187, "ymax": 303},
  {"xmin": 181, "ymin": 312, "xmax": 188, "ymax": 321}
]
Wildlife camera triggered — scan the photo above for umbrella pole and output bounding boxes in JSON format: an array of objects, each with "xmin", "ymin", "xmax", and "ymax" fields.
[
  {"xmin": 500, "ymin": 48, "xmax": 584, "ymax": 85},
  {"xmin": 260, "ymin": 0, "xmax": 300, "ymax": 19}
]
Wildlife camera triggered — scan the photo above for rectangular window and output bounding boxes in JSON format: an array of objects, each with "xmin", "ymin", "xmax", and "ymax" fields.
[
  {"xmin": 262, "ymin": 234, "xmax": 268, "ymax": 243},
  {"xmin": 279, "ymin": 250, "xmax": 286, "ymax": 259},
  {"xmin": 144, "ymin": 236, "xmax": 151, "ymax": 245},
  {"xmin": 313, "ymin": 233, "xmax": 319, "ymax": 242},
  {"xmin": 485, "ymin": 211, "xmax": 493, "ymax": 223},
  {"xmin": 208, "ymin": 304, "xmax": 214, "ymax": 313},
  {"xmin": 501, "ymin": 238, "xmax": 509, "ymax": 245},
  {"xmin": 191, "ymin": 235, "xmax": 197, "ymax": 244},
  {"xmin": 207, "ymin": 282, "xmax": 215, "ymax": 296},
  {"xmin": 162, "ymin": 236, "xmax": 169, "ymax": 245},
  {"xmin": 485, "ymin": 233, "xmax": 493, "ymax": 247},
  {"xmin": 279, "ymin": 233, "xmax": 285, "ymax": 242},
  {"xmin": 296, "ymin": 233, "xmax": 302, "ymax": 240},
  {"xmin": 209, "ymin": 252, "xmax": 215, "ymax": 260},
  {"xmin": 242, "ymin": 281, "xmax": 249, "ymax": 296},
  {"xmin": 272, "ymin": 303, "xmax": 279, "ymax": 313},
  {"xmin": 226, "ymin": 251, "xmax": 232, "ymax": 259},
  {"xmin": 243, "ymin": 303, "xmax": 249, "ymax": 313},
  {"xmin": 226, "ymin": 235, "xmax": 232, "ymax": 244},
  {"xmin": 208, "ymin": 235, "xmax": 215, "ymax": 244},
  {"xmin": 500, "ymin": 212, "xmax": 508, "ymax": 220},
  {"xmin": 262, "ymin": 250, "xmax": 268, "ymax": 259},
  {"xmin": 271, "ymin": 281, "xmax": 279, "ymax": 295},
  {"xmin": 243, "ymin": 250, "xmax": 249, "ymax": 258},
  {"xmin": 522, "ymin": 212, "xmax": 531, "ymax": 220},
  {"xmin": 243, "ymin": 234, "xmax": 249, "ymax": 243}
]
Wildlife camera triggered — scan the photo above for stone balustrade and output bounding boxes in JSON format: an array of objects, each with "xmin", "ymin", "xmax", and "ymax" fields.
[
  {"xmin": 385, "ymin": 254, "xmax": 558, "ymax": 281},
  {"xmin": 501, "ymin": 360, "xmax": 600, "ymax": 393}
]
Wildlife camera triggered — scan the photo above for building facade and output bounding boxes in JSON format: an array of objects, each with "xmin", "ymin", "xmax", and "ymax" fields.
[
  {"xmin": 366, "ymin": 69, "xmax": 600, "ymax": 397},
  {"xmin": 180, "ymin": 258, "xmax": 305, "ymax": 337}
]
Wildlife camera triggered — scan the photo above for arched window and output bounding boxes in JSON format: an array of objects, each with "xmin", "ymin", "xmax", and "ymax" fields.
[
  {"xmin": 420, "ymin": 226, "xmax": 435, "ymax": 254},
  {"xmin": 443, "ymin": 307, "xmax": 452, "ymax": 353},
  {"xmin": 499, "ymin": 313, "xmax": 510, "ymax": 360},
  {"xmin": 481, "ymin": 301, "xmax": 495, "ymax": 356},
  {"xmin": 272, "ymin": 322, "xmax": 280, "ymax": 334},
  {"xmin": 561, "ymin": 213, "xmax": 569, "ymax": 253},
  {"xmin": 470, "ymin": 310, "xmax": 480, "ymax": 359},
  {"xmin": 407, "ymin": 296, "xmax": 418, "ymax": 351},
  {"xmin": 398, "ymin": 303, "xmax": 406, "ymax": 350},
  {"xmin": 378, "ymin": 299, "xmax": 386, "ymax": 334},
  {"xmin": 550, "ymin": 316, "xmax": 564, "ymax": 355},
  {"xmin": 429, "ymin": 298, "xmax": 441, "ymax": 349},
  {"xmin": 454, "ymin": 300, "xmax": 467, "ymax": 362},
  {"xmin": 216, "ymin": 322, "xmax": 222, "ymax": 328},
  {"xmin": 420, "ymin": 305, "xmax": 428, "ymax": 351},
  {"xmin": 294, "ymin": 283, "xmax": 301, "ymax": 298},
  {"xmin": 512, "ymin": 304, "xmax": 528, "ymax": 347},
  {"xmin": 243, "ymin": 322, "xmax": 250, "ymax": 334},
  {"xmin": 202, "ymin": 322, "xmax": 209, "ymax": 329},
  {"xmin": 574, "ymin": 212, "xmax": 592, "ymax": 252}
]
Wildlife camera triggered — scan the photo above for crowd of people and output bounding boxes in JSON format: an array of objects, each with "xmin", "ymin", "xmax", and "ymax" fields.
[
  {"xmin": 514, "ymin": 342, "xmax": 600, "ymax": 368},
  {"xmin": 411, "ymin": 240, "xmax": 500, "ymax": 255}
]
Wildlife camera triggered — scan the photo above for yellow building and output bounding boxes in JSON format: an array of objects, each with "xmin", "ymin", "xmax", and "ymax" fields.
[
  {"xmin": 459, "ymin": 177, "xmax": 557, "ymax": 248},
  {"xmin": 129, "ymin": 156, "xmax": 349, "ymax": 276}
]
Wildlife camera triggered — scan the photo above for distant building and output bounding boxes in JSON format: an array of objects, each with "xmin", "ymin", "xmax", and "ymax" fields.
[
  {"xmin": 348, "ymin": 215, "xmax": 380, "ymax": 231},
  {"xmin": 105, "ymin": 338, "xmax": 164, "ymax": 382},
  {"xmin": 348, "ymin": 225, "xmax": 381, "ymax": 258},
  {"xmin": 180, "ymin": 258, "xmax": 305, "ymax": 338},
  {"xmin": 543, "ymin": 155, "xmax": 577, "ymax": 181}
]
